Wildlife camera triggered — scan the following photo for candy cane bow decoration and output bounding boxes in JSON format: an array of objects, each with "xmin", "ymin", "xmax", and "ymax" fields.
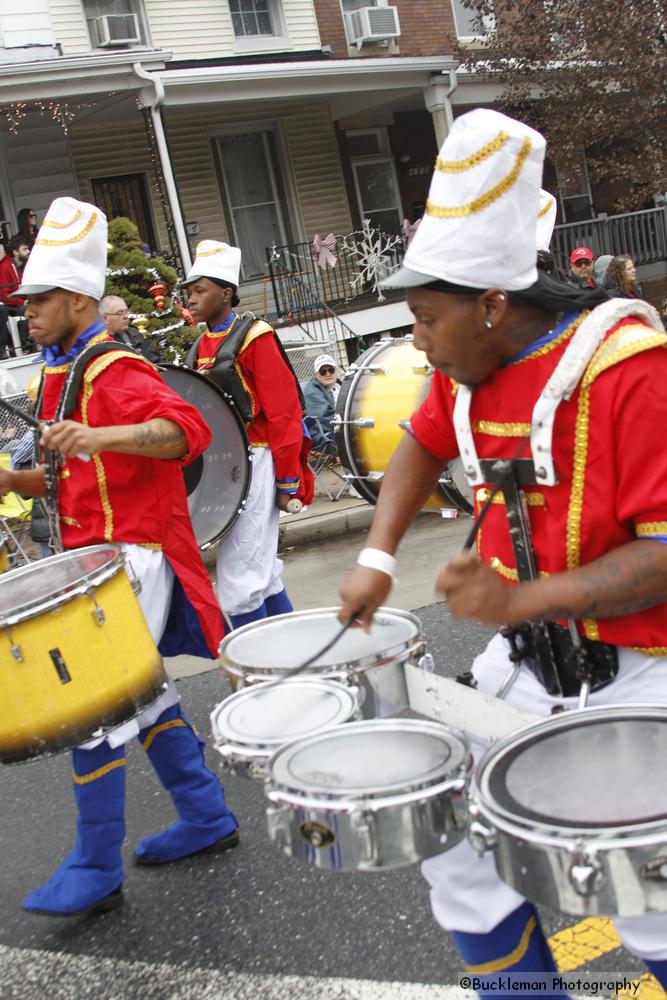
[
  {"xmin": 313, "ymin": 233, "xmax": 338, "ymax": 270},
  {"xmin": 402, "ymin": 218, "xmax": 421, "ymax": 245}
]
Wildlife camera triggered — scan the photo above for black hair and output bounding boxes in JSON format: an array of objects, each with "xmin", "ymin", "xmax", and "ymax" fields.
[
  {"xmin": 425, "ymin": 270, "xmax": 609, "ymax": 313},
  {"xmin": 16, "ymin": 207, "xmax": 36, "ymax": 236},
  {"xmin": 209, "ymin": 276, "xmax": 240, "ymax": 308},
  {"xmin": 5, "ymin": 234, "xmax": 28, "ymax": 255}
]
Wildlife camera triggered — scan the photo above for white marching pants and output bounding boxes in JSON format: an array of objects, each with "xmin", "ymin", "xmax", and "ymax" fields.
[
  {"xmin": 81, "ymin": 544, "xmax": 179, "ymax": 750},
  {"xmin": 421, "ymin": 632, "xmax": 667, "ymax": 961},
  {"xmin": 216, "ymin": 447, "xmax": 284, "ymax": 616}
]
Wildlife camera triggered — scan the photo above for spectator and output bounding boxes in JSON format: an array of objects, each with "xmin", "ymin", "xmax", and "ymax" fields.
[
  {"xmin": 303, "ymin": 353, "xmax": 340, "ymax": 454},
  {"xmin": 0, "ymin": 236, "xmax": 29, "ymax": 359},
  {"xmin": 605, "ymin": 254, "xmax": 641, "ymax": 299},
  {"xmin": 16, "ymin": 207, "xmax": 38, "ymax": 249},
  {"xmin": 593, "ymin": 254, "xmax": 614, "ymax": 288},
  {"xmin": 99, "ymin": 294, "xmax": 161, "ymax": 363},
  {"xmin": 566, "ymin": 246, "xmax": 595, "ymax": 289}
]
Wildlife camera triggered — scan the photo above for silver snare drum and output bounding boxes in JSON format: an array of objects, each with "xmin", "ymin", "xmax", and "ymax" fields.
[
  {"xmin": 210, "ymin": 677, "xmax": 360, "ymax": 779},
  {"xmin": 469, "ymin": 705, "xmax": 667, "ymax": 917},
  {"xmin": 265, "ymin": 718, "xmax": 472, "ymax": 871},
  {"xmin": 218, "ymin": 607, "xmax": 430, "ymax": 719}
]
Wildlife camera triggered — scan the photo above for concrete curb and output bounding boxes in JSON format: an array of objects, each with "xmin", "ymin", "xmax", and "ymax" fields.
[
  {"xmin": 278, "ymin": 502, "xmax": 374, "ymax": 549},
  {"xmin": 202, "ymin": 500, "xmax": 375, "ymax": 567}
]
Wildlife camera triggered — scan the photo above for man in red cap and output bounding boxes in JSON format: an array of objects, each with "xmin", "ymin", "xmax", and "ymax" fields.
[{"xmin": 566, "ymin": 246, "xmax": 595, "ymax": 289}]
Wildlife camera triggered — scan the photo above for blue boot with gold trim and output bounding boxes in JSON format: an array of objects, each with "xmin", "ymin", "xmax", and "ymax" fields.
[
  {"xmin": 23, "ymin": 743, "xmax": 125, "ymax": 916},
  {"xmin": 134, "ymin": 704, "xmax": 238, "ymax": 865},
  {"xmin": 450, "ymin": 903, "xmax": 568, "ymax": 1000}
]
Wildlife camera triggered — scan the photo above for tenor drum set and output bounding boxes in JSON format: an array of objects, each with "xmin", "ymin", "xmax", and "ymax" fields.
[{"xmin": 1, "ymin": 355, "xmax": 666, "ymax": 923}]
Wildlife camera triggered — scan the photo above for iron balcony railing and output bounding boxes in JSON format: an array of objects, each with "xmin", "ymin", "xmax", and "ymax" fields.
[{"xmin": 552, "ymin": 206, "xmax": 667, "ymax": 267}]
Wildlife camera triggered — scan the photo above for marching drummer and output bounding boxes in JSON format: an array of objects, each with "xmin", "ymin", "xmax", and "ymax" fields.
[
  {"xmin": 181, "ymin": 242, "xmax": 313, "ymax": 629},
  {"xmin": 0, "ymin": 197, "xmax": 239, "ymax": 917},
  {"xmin": 339, "ymin": 109, "xmax": 667, "ymax": 993}
]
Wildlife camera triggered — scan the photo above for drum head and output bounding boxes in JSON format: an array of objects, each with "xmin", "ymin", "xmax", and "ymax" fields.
[
  {"xmin": 219, "ymin": 606, "xmax": 421, "ymax": 677},
  {"xmin": 440, "ymin": 458, "xmax": 474, "ymax": 515},
  {"xmin": 212, "ymin": 677, "xmax": 357, "ymax": 752},
  {"xmin": 478, "ymin": 707, "xmax": 667, "ymax": 831},
  {"xmin": 0, "ymin": 544, "xmax": 122, "ymax": 625},
  {"xmin": 159, "ymin": 365, "xmax": 251, "ymax": 550},
  {"xmin": 269, "ymin": 719, "xmax": 469, "ymax": 799}
]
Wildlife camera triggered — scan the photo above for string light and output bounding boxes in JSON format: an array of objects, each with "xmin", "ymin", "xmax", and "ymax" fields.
[{"xmin": 1, "ymin": 94, "xmax": 117, "ymax": 134}]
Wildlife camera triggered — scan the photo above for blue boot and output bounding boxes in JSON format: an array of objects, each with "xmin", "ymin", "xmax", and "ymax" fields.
[
  {"xmin": 135, "ymin": 704, "xmax": 239, "ymax": 865},
  {"xmin": 23, "ymin": 743, "xmax": 125, "ymax": 916},
  {"xmin": 265, "ymin": 588, "xmax": 293, "ymax": 617},
  {"xmin": 644, "ymin": 960, "xmax": 667, "ymax": 989},
  {"xmin": 451, "ymin": 903, "xmax": 567, "ymax": 1000},
  {"xmin": 229, "ymin": 602, "xmax": 267, "ymax": 630}
]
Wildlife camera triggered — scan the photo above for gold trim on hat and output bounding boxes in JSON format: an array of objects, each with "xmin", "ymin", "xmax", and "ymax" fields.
[
  {"xmin": 35, "ymin": 211, "xmax": 98, "ymax": 247},
  {"xmin": 196, "ymin": 246, "xmax": 224, "ymax": 257},
  {"xmin": 435, "ymin": 130, "xmax": 509, "ymax": 173},
  {"xmin": 426, "ymin": 137, "xmax": 531, "ymax": 219},
  {"xmin": 538, "ymin": 197, "xmax": 555, "ymax": 218},
  {"xmin": 43, "ymin": 207, "xmax": 82, "ymax": 230}
]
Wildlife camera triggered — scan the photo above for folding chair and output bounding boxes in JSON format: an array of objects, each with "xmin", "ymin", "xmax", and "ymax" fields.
[{"xmin": 304, "ymin": 416, "xmax": 348, "ymax": 501}]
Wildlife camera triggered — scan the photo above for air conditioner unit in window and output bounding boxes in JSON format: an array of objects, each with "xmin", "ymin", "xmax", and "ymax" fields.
[
  {"xmin": 92, "ymin": 13, "xmax": 141, "ymax": 48},
  {"xmin": 344, "ymin": 6, "xmax": 400, "ymax": 48}
]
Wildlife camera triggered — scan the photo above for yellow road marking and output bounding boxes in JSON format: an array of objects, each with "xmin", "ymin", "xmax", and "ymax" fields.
[
  {"xmin": 617, "ymin": 974, "xmax": 665, "ymax": 998},
  {"xmin": 548, "ymin": 917, "xmax": 621, "ymax": 972}
]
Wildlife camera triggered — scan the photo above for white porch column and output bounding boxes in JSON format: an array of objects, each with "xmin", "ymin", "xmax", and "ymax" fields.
[{"xmin": 423, "ymin": 72, "xmax": 457, "ymax": 148}]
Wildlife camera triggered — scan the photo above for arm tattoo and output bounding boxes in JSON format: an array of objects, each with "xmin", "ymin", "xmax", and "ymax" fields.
[{"xmin": 133, "ymin": 421, "xmax": 185, "ymax": 450}]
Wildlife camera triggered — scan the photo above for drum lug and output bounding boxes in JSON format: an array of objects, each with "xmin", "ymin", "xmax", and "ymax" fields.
[
  {"xmin": 640, "ymin": 856, "xmax": 667, "ymax": 881},
  {"xmin": 467, "ymin": 817, "xmax": 498, "ymax": 856},
  {"xmin": 417, "ymin": 653, "xmax": 435, "ymax": 673},
  {"xmin": 568, "ymin": 850, "xmax": 604, "ymax": 896},
  {"xmin": 5, "ymin": 627, "xmax": 22, "ymax": 662},
  {"xmin": 265, "ymin": 804, "xmax": 289, "ymax": 849},
  {"xmin": 86, "ymin": 589, "xmax": 106, "ymax": 626},
  {"xmin": 412, "ymin": 364, "xmax": 433, "ymax": 375},
  {"xmin": 124, "ymin": 559, "xmax": 142, "ymax": 597},
  {"xmin": 333, "ymin": 417, "xmax": 375, "ymax": 428}
]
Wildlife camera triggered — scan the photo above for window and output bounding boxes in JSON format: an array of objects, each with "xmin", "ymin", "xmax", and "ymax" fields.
[
  {"xmin": 83, "ymin": 0, "xmax": 147, "ymax": 47},
  {"xmin": 230, "ymin": 0, "xmax": 277, "ymax": 37},
  {"xmin": 556, "ymin": 156, "xmax": 594, "ymax": 223},
  {"xmin": 212, "ymin": 127, "xmax": 297, "ymax": 280},
  {"xmin": 450, "ymin": 0, "xmax": 495, "ymax": 42},
  {"xmin": 347, "ymin": 128, "xmax": 403, "ymax": 235},
  {"xmin": 91, "ymin": 173, "xmax": 156, "ymax": 251}
]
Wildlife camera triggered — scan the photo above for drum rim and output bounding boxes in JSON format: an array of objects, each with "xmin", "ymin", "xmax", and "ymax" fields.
[
  {"xmin": 159, "ymin": 364, "xmax": 252, "ymax": 550},
  {"xmin": 218, "ymin": 605, "xmax": 424, "ymax": 677},
  {"xmin": 211, "ymin": 676, "xmax": 358, "ymax": 756},
  {"xmin": 0, "ymin": 543, "xmax": 124, "ymax": 627},
  {"xmin": 267, "ymin": 717, "xmax": 471, "ymax": 803},
  {"xmin": 474, "ymin": 703, "xmax": 667, "ymax": 838}
]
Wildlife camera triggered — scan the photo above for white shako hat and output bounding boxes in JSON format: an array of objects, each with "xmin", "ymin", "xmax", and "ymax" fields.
[
  {"xmin": 180, "ymin": 240, "xmax": 242, "ymax": 288},
  {"xmin": 18, "ymin": 197, "xmax": 107, "ymax": 299},
  {"xmin": 382, "ymin": 108, "xmax": 546, "ymax": 291},
  {"xmin": 536, "ymin": 189, "xmax": 557, "ymax": 252}
]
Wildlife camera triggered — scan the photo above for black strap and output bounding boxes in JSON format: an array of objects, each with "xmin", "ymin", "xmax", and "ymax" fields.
[{"xmin": 58, "ymin": 341, "xmax": 143, "ymax": 420}]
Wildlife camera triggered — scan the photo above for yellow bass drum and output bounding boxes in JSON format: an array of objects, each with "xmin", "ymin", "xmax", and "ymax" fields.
[
  {"xmin": 335, "ymin": 337, "xmax": 473, "ymax": 515},
  {"xmin": 0, "ymin": 544, "xmax": 168, "ymax": 763}
]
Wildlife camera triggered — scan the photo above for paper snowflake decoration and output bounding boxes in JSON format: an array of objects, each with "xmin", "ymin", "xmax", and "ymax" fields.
[{"xmin": 344, "ymin": 219, "xmax": 402, "ymax": 303}]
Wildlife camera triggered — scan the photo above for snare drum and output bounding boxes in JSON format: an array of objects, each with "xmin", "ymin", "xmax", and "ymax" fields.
[
  {"xmin": 266, "ymin": 718, "xmax": 472, "ymax": 870},
  {"xmin": 336, "ymin": 337, "xmax": 473, "ymax": 515},
  {"xmin": 211, "ymin": 676, "xmax": 360, "ymax": 779},
  {"xmin": 218, "ymin": 607, "xmax": 431, "ymax": 718},
  {"xmin": 469, "ymin": 705, "xmax": 667, "ymax": 917},
  {"xmin": 0, "ymin": 545, "xmax": 168, "ymax": 763},
  {"xmin": 159, "ymin": 365, "xmax": 252, "ymax": 550}
]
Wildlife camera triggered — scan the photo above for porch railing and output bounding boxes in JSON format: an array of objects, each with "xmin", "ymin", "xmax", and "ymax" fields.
[{"xmin": 552, "ymin": 207, "xmax": 667, "ymax": 266}]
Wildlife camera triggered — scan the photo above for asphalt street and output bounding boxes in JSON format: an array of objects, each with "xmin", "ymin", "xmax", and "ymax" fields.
[{"xmin": 0, "ymin": 593, "xmax": 648, "ymax": 1000}]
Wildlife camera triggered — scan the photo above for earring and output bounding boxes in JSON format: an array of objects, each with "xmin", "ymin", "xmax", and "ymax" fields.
[
  {"xmin": 484, "ymin": 319, "xmax": 493, "ymax": 329},
  {"xmin": 497, "ymin": 293, "xmax": 506, "ymax": 301}
]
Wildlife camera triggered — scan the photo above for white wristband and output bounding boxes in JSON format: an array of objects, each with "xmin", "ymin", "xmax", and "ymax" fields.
[{"xmin": 357, "ymin": 547, "xmax": 398, "ymax": 581}]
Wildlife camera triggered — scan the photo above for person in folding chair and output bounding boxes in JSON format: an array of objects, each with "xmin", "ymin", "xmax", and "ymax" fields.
[
  {"xmin": 303, "ymin": 353, "xmax": 340, "ymax": 456},
  {"xmin": 338, "ymin": 109, "xmax": 667, "ymax": 995},
  {"xmin": 181, "ymin": 240, "xmax": 313, "ymax": 629},
  {"xmin": 0, "ymin": 197, "xmax": 238, "ymax": 918}
]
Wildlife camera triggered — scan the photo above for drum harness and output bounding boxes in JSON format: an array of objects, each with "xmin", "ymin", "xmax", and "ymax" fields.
[{"xmin": 452, "ymin": 309, "xmax": 625, "ymax": 708}]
